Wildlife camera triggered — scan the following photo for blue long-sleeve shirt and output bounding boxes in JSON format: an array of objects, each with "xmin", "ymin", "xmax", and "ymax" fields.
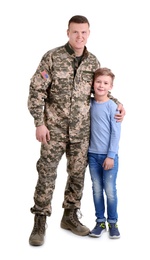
[{"xmin": 88, "ymin": 98, "xmax": 121, "ymax": 159}]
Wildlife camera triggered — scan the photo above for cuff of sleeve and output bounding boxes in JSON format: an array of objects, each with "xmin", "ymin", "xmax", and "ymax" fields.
[
  {"xmin": 34, "ymin": 119, "xmax": 44, "ymax": 127},
  {"xmin": 107, "ymin": 151, "xmax": 116, "ymax": 159}
]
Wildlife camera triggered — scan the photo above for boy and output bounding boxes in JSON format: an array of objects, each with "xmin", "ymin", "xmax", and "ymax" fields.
[{"xmin": 88, "ymin": 68, "xmax": 121, "ymax": 239}]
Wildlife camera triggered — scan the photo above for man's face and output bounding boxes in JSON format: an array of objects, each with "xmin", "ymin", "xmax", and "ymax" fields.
[{"xmin": 67, "ymin": 22, "xmax": 90, "ymax": 54}]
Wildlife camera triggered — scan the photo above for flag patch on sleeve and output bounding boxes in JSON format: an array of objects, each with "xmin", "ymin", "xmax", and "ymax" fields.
[{"xmin": 41, "ymin": 70, "xmax": 49, "ymax": 80}]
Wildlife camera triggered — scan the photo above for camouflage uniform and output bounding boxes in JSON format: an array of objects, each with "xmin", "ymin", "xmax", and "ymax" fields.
[{"xmin": 28, "ymin": 42, "xmax": 100, "ymax": 216}]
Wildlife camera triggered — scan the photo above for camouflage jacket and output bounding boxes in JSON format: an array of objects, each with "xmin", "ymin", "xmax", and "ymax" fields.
[{"xmin": 28, "ymin": 42, "xmax": 100, "ymax": 142}]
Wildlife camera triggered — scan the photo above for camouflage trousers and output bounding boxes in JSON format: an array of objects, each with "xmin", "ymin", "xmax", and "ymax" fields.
[{"xmin": 30, "ymin": 139, "xmax": 89, "ymax": 216}]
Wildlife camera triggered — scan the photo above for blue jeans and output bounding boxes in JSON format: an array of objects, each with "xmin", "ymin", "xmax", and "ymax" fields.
[{"xmin": 88, "ymin": 153, "xmax": 119, "ymax": 223}]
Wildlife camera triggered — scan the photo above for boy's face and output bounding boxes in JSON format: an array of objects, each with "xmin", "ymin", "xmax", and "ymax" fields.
[{"xmin": 94, "ymin": 75, "xmax": 113, "ymax": 97}]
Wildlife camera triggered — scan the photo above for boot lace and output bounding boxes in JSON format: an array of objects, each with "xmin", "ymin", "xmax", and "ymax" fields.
[
  {"xmin": 70, "ymin": 209, "xmax": 83, "ymax": 227},
  {"xmin": 31, "ymin": 215, "xmax": 46, "ymax": 235},
  {"xmin": 76, "ymin": 209, "xmax": 83, "ymax": 219}
]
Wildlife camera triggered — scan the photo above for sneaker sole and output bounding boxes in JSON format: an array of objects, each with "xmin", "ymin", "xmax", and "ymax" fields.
[
  {"xmin": 109, "ymin": 235, "xmax": 120, "ymax": 239},
  {"xmin": 89, "ymin": 229, "xmax": 106, "ymax": 238}
]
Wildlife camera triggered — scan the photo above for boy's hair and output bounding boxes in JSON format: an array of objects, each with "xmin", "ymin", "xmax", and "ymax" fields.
[
  {"xmin": 94, "ymin": 67, "xmax": 115, "ymax": 82},
  {"xmin": 68, "ymin": 15, "xmax": 90, "ymax": 28}
]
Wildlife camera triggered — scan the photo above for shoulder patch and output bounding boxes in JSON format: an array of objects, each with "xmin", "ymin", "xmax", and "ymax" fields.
[{"xmin": 41, "ymin": 70, "xmax": 49, "ymax": 80}]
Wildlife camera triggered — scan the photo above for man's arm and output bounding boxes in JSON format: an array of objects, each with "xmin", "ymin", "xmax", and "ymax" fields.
[
  {"xmin": 28, "ymin": 53, "xmax": 51, "ymax": 127},
  {"xmin": 108, "ymin": 92, "xmax": 126, "ymax": 122}
]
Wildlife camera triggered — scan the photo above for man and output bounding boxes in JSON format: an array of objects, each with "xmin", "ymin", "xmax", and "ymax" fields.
[{"xmin": 28, "ymin": 15, "xmax": 125, "ymax": 246}]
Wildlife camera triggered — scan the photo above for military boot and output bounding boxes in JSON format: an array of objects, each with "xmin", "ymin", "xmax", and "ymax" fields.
[
  {"xmin": 29, "ymin": 214, "xmax": 47, "ymax": 246},
  {"xmin": 60, "ymin": 209, "xmax": 90, "ymax": 236}
]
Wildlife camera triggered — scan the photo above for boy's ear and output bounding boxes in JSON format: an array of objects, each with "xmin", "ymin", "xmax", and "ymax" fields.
[{"xmin": 110, "ymin": 84, "xmax": 113, "ymax": 90}]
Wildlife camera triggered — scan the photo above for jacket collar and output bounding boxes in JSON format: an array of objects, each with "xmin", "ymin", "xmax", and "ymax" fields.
[{"xmin": 64, "ymin": 42, "xmax": 88, "ymax": 59}]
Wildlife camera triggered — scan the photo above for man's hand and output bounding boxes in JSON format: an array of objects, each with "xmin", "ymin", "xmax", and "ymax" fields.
[
  {"xmin": 115, "ymin": 103, "xmax": 126, "ymax": 122},
  {"xmin": 36, "ymin": 125, "xmax": 50, "ymax": 144}
]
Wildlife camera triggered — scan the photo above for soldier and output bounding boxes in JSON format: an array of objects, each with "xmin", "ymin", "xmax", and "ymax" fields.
[{"xmin": 28, "ymin": 15, "xmax": 125, "ymax": 246}]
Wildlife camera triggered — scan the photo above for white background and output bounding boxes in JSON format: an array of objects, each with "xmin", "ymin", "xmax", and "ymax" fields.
[{"xmin": 0, "ymin": 0, "xmax": 150, "ymax": 259}]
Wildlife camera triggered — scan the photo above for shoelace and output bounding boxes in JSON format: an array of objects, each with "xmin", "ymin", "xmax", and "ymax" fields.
[
  {"xmin": 32, "ymin": 215, "xmax": 46, "ymax": 235},
  {"xmin": 100, "ymin": 223, "xmax": 106, "ymax": 228},
  {"xmin": 94, "ymin": 222, "xmax": 105, "ymax": 229},
  {"xmin": 76, "ymin": 209, "xmax": 83, "ymax": 219},
  {"xmin": 109, "ymin": 223, "xmax": 118, "ymax": 230},
  {"xmin": 70, "ymin": 209, "xmax": 83, "ymax": 227}
]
